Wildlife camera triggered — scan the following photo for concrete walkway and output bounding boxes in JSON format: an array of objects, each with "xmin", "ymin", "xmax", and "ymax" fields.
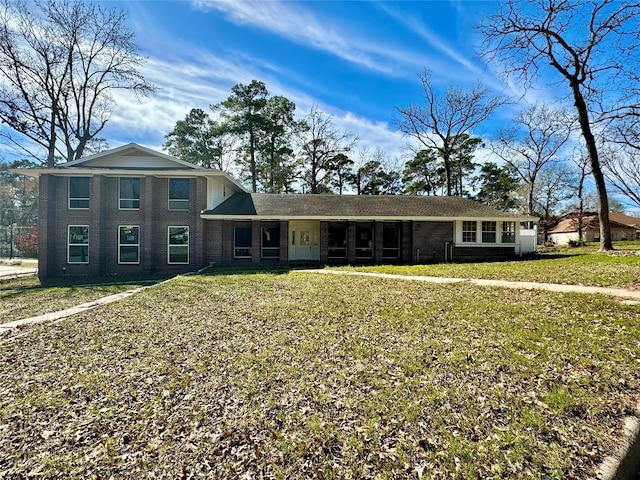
[
  {"xmin": 0, "ymin": 264, "xmax": 38, "ymax": 279},
  {"xmin": 305, "ymin": 269, "xmax": 640, "ymax": 304}
]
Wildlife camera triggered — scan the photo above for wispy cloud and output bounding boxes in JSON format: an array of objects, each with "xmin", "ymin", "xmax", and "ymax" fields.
[{"xmin": 191, "ymin": 0, "xmax": 427, "ymax": 78}]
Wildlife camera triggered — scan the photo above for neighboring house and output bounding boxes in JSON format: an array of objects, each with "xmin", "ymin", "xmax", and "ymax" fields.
[
  {"xmin": 548, "ymin": 211, "xmax": 640, "ymax": 245},
  {"xmin": 13, "ymin": 143, "xmax": 537, "ymax": 278}
]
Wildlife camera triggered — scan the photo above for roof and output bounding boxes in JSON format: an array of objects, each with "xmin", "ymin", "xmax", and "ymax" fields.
[
  {"xmin": 202, "ymin": 193, "xmax": 535, "ymax": 221},
  {"xmin": 549, "ymin": 211, "xmax": 640, "ymax": 233}
]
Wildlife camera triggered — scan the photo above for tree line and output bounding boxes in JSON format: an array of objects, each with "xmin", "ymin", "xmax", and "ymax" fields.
[{"xmin": 2, "ymin": 0, "xmax": 640, "ymax": 251}]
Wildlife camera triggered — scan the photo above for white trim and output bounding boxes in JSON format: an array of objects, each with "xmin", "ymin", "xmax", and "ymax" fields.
[
  {"xmin": 168, "ymin": 178, "xmax": 190, "ymax": 211},
  {"xmin": 68, "ymin": 225, "xmax": 89, "ymax": 264},
  {"xmin": 168, "ymin": 226, "xmax": 189, "ymax": 264},
  {"xmin": 118, "ymin": 225, "xmax": 140, "ymax": 264},
  {"xmin": 60, "ymin": 143, "xmax": 205, "ymax": 169},
  {"xmin": 68, "ymin": 176, "xmax": 90, "ymax": 210},
  {"xmin": 118, "ymin": 177, "xmax": 140, "ymax": 210},
  {"xmin": 201, "ymin": 214, "xmax": 536, "ymax": 222}
]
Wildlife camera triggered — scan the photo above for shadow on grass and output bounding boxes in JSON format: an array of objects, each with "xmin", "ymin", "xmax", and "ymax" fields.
[{"xmin": 199, "ymin": 265, "xmax": 294, "ymax": 277}]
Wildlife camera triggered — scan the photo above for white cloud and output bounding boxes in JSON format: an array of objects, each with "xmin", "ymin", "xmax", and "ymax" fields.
[{"xmin": 190, "ymin": 0, "xmax": 431, "ymax": 78}]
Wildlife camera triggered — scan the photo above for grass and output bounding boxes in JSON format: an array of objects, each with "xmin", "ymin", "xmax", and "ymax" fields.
[
  {"xmin": 0, "ymin": 275, "xmax": 164, "ymax": 325},
  {"xmin": 335, "ymin": 241, "xmax": 640, "ymax": 289},
  {"xmin": 0, "ymin": 271, "xmax": 638, "ymax": 478}
]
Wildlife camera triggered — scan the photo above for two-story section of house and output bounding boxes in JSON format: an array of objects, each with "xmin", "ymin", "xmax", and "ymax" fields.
[
  {"xmin": 14, "ymin": 143, "xmax": 537, "ymax": 278},
  {"xmin": 18, "ymin": 143, "xmax": 246, "ymax": 278}
]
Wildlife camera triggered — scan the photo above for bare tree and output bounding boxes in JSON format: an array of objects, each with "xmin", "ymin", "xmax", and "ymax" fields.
[
  {"xmin": 491, "ymin": 103, "xmax": 572, "ymax": 215},
  {"xmin": 480, "ymin": 0, "xmax": 640, "ymax": 250},
  {"xmin": 601, "ymin": 143, "xmax": 640, "ymax": 209},
  {"xmin": 0, "ymin": 0, "xmax": 155, "ymax": 166},
  {"xmin": 298, "ymin": 106, "xmax": 358, "ymax": 194},
  {"xmin": 396, "ymin": 70, "xmax": 508, "ymax": 196},
  {"xmin": 534, "ymin": 164, "xmax": 577, "ymax": 242},
  {"xmin": 571, "ymin": 148, "xmax": 592, "ymax": 241}
]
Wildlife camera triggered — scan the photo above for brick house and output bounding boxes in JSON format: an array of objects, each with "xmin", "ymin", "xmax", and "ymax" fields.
[
  {"xmin": 14, "ymin": 143, "xmax": 537, "ymax": 278},
  {"xmin": 548, "ymin": 211, "xmax": 640, "ymax": 244}
]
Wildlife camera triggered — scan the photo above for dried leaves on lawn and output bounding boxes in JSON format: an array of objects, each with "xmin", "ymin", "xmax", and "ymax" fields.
[{"xmin": 0, "ymin": 272, "xmax": 639, "ymax": 479}]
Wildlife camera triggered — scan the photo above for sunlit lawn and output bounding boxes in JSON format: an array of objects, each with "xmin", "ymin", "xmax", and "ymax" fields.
[
  {"xmin": 335, "ymin": 241, "xmax": 640, "ymax": 289},
  {"xmin": 0, "ymin": 276, "xmax": 162, "ymax": 325},
  {"xmin": 1, "ymin": 271, "xmax": 638, "ymax": 479}
]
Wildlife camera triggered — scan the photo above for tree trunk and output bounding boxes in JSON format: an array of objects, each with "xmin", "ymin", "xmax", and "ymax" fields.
[{"xmin": 570, "ymin": 82, "xmax": 613, "ymax": 250}]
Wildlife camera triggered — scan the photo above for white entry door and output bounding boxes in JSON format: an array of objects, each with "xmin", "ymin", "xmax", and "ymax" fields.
[{"xmin": 289, "ymin": 220, "xmax": 320, "ymax": 261}]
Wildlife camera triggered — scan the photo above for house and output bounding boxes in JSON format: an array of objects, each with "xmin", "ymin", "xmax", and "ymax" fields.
[
  {"xmin": 12, "ymin": 143, "xmax": 537, "ymax": 278},
  {"xmin": 548, "ymin": 211, "xmax": 640, "ymax": 245}
]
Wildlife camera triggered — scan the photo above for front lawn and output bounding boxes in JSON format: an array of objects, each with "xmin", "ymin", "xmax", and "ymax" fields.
[
  {"xmin": 1, "ymin": 271, "xmax": 638, "ymax": 479},
  {"xmin": 336, "ymin": 241, "xmax": 640, "ymax": 289},
  {"xmin": 0, "ymin": 276, "xmax": 163, "ymax": 325}
]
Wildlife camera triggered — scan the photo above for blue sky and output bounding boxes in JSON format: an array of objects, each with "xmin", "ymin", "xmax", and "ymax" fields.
[{"xmin": 102, "ymin": 0, "xmax": 522, "ymax": 161}]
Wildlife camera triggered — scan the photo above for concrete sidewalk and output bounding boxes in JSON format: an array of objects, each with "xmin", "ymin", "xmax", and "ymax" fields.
[
  {"xmin": 0, "ymin": 264, "xmax": 38, "ymax": 279},
  {"xmin": 304, "ymin": 269, "xmax": 640, "ymax": 304}
]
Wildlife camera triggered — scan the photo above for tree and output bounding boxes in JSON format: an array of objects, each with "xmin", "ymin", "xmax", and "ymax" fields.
[
  {"xmin": 396, "ymin": 70, "xmax": 507, "ymax": 196},
  {"xmin": 473, "ymin": 162, "xmax": 522, "ymax": 211},
  {"xmin": 164, "ymin": 108, "xmax": 235, "ymax": 170},
  {"xmin": 298, "ymin": 106, "xmax": 358, "ymax": 194},
  {"xmin": 0, "ymin": 0, "xmax": 155, "ymax": 166},
  {"xmin": 601, "ymin": 142, "xmax": 640, "ymax": 210},
  {"xmin": 328, "ymin": 153, "xmax": 354, "ymax": 194},
  {"xmin": 534, "ymin": 165, "xmax": 576, "ymax": 242},
  {"xmin": 481, "ymin": 0, "xmax": 640, "ymax": 250},
  {"xmin": 491, "ymin": 103, "xmax": 572, "ymax": 216},
  {"xmin": 402, "ymin": 149, "xmax": 444, "ymax": 196},
  {"xmin": 257, "ymin": 95, "xmax": 301, "ymax": 193},
  {"xmin": 216, "ymin": 80, "xmax": 269, "ymax": 192},
  {"xmin": 0, "ymin": 159, "xmax": 38, "ymax": 227},
  {"xmin": 449, "ymin": 134, "xmax": 482, "ymax": 197}
]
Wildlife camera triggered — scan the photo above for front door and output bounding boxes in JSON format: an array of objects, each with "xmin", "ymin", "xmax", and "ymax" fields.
[{"xmin": 289, "ymin": 220, "xmax": 320, "ymax": 261}]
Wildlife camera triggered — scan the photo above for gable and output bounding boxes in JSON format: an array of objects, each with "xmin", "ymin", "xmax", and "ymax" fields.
[{"xmin": 61, "ymin": 143, "xmax": 203, "ymax": 170}]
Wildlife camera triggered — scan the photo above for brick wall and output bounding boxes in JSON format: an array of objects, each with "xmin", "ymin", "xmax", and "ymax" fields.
[{"xmin": 39, "ymin": 174, "xmax": 207, "ymax": 278}]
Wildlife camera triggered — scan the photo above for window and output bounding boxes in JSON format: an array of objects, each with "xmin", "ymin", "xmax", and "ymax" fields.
[
  {"xmin": 355, "ymin": 224, "xmax": 374, "ymax": 259},
  {"xmin": 119, "ymin": 225, "xmax": 139, "ymax": 264},
  {"xmin": 168, "ymin": 226, "xmax": 189, "ymax": 264},
  {"xmin": 168, "ymin": 178, "xmax": 189, "ymax": 210},
  {"xmin": 261, "ymin": 226, "xmax": 280, "ymax": 258},
  {"xmin": 234, "ymin": 226, "xmax": 252, "ymax": 258},
  {"xmin": 328, "ymin": 225, "xmax": 347, "ymax": 259},
  {"xmin": 119, "ymin": 178, "xmax": 140, "ymax": 209},
  {"xmin": 382, "ymin": 224, "xmax": 401, "ymax": 259},
  {"xmin": 482, "ymin": 221, "xmax": 497, "ymax": 243},
  {"xmin": 69, "ymin": 177, "xmax": 90, "ymax": 209},
  {"xmin": 502, "ymin": 222, "xmax": 516, "ymax": 244},
  {"xmin": 68, "ymin": 225, "xmax": 89, "ymax": 263},
  {"xmin": 462, "ymin": 221, "xmax": 477, "ymax": 243}
]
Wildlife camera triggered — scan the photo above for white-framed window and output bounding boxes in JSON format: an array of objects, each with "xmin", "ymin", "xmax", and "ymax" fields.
[
  {"xmin": 462, "ymin": 221, "xmax": 477, "ymax": 243},
  {"xmin": 119, "ymin": 178, "xmax": 140, "ymax": 210},
  {"xmin": 119, "ymin": 225, "xmax": 140, "ymax": 264},
  {"xmin": 68, "ymin": 177, "xmax": 90, "ymax": 209},
  {"xmin": 68, "ymin": 225, "xmax": 89, "ymax": 264},
  {"xmin": 261, "ymin": 226, "xmax": 280, "ymax": 258},
  {"xmin": 482, "ymin": 221, "xmax": 497, "ymax": 243},
  {"xmin": 234, "ymin": 226, "xmax": 252, "ymax": 258},
  {"xmin": 168, "ymin": 226, "xmax": 189, "ymax": 264},
  {"xmin": 168, "ymin": 178, "xmax": 189, "ymax": 211},
  {"xmin": 502, "ymin": 221, "xmax": 516, "ymax": 243}
]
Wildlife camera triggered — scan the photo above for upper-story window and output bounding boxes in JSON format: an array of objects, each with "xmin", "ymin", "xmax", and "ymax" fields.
[
  {"xmin": 168, "ymin": 178, "xmax": 189, "ymax": 211},
  {"xmin": 462, "ymin": 221, "xmax": 477, "ymax": 243},
  {"xmin": 69, "ymin": 177, "xmax": 90, "ymax": 209},
  {"xmin": 119, "ymin": 178, "xmax": 140, "ymax": 210}
]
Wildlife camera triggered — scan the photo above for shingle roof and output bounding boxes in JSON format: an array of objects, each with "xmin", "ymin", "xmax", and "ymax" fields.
[
  {"xmin": 203, "ymin": 193, "xmax": 531, "ymax": 219},
  {"xmin": 549, "ymin": 211, "xmax": 640, "ymax": 233}
]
